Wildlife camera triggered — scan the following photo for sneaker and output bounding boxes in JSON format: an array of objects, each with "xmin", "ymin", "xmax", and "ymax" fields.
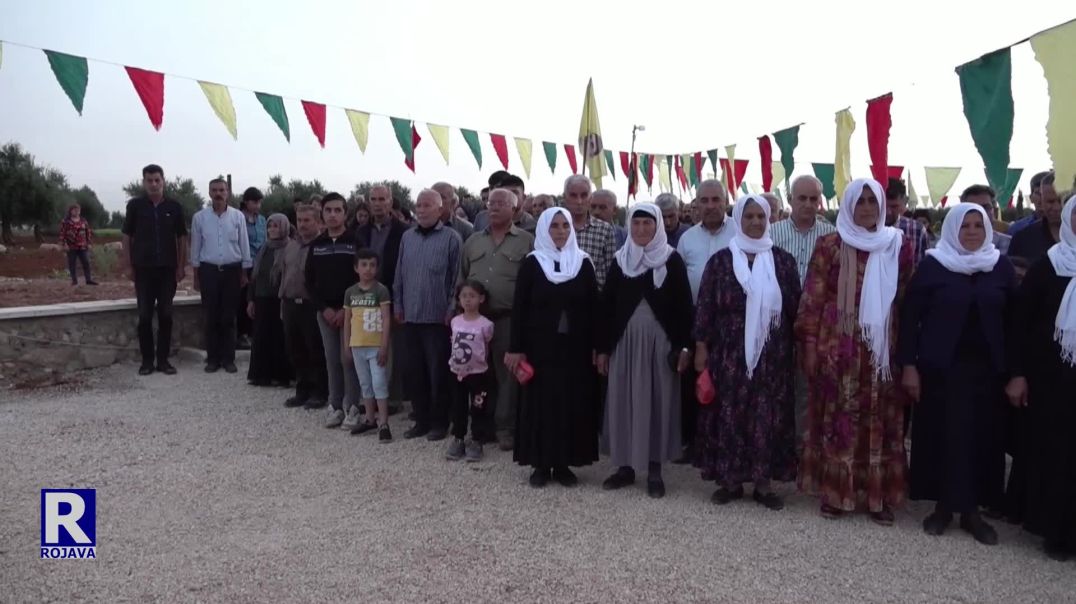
[
  {"xmin": 378, "ymin": 424, "xmax": 393, "ymax": 443},
  {"xmin": 350, "ymin": 420, "xmax": 378, "ymax": 436},
  {"xmin": 446, "ymin": 438, "xmax": 465, "ymax": 461},
  {"xmin": 284, "ymin": 395, "xmax": 307, "ymax": 408},
  {"xmin": 341, "ymin": 405, "xmax": 362, "ymax": 430},
  {"xmin": 465, "ymin": 440, "xmax": 483, "ymax": 462},
  {"xmin": 324, "ymin": 408, "xmax": 345, "ymax": 428}
]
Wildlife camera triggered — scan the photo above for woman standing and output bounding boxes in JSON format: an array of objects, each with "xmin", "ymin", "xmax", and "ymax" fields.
[
  {"xmin": 597, "ymin": 203, "xmax": 693, "ymax": 498},
  {"xmin": 796, "ymin": 178, "xmax": 914, "ymax": 525},
  {"xmin": 58, "ymin": 203, "xmax": 97, "ymax": 286},
  {"xmin": 898, "ymin": 203, "xmax": 1015, "ymax": 545},
  {"xmin": 246, "ymin": 213, "xmax": 294, "ymax": 387},
  {"xmin": 506, "ymin": 208, "xmax": 601, "ymax": 488},
  {"xmin": 1007, "ymin": 194, "xmax": 1076, "ymax": 560},
  {"xmin": 693, "ymin": 195, "xmax": 801, "ymax": 509}
]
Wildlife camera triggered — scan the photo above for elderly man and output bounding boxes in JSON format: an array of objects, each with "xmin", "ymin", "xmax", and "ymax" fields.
[
  {"xmin": 475, "ymin": 174, "xmax": 536, "ymax": 233},
  {"xmin": 530, "ymin": 194, "xmax": 554, "ymax": 218},
  {"xmin": 590, "ymin": 189, "xmax": 627, "ymax": 248},
  {"xmin": 1009, "ymin": 171, "xmax": 1064, "ymax": 263},
  {"xmin": 563, "ymin": 174, "xmax": 617, "ymax": 289},
  {"xmin": 433, "ymin": 181, "xmax": 474, "ymax": 242},
  {"xmin": 279, "ymin": 204, "xmax": 328, "ymax": 409},
  {"xmin": 676, "ymin": 179, "xmax": 734, "ymax": 303},
  {"xmin": 761, "ymin": 193, "xmax": 783, "ymax": 224},
  {"xmin": 191, "ymin": 178, "xmax": 252, "ymax": 374},
  {"xmin": 771, "ymin": 175, "xmax": 836, "ymax": 285},
  {"xmin": 656, "ymin": 193, "xmax": 689, "ymax": 247},
  {"xmin": 960, "ymin": 185, "xmax": 1012, "ymax": 254},
  {"xmin": 885, "ymin": 178, "xmax": 930, "ymax": 267},
  {"xmin": 394, "ymin": 189, "xmax": 463, "ymax": 441},
  {"xmin": 460, "ymin": 187, "xmax": 535, "ymax": 451}
]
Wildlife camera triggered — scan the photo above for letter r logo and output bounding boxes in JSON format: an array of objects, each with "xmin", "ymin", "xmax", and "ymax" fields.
[{"xmin": 40, "ymin": 489, "xmax": 96, "ymax": 547}]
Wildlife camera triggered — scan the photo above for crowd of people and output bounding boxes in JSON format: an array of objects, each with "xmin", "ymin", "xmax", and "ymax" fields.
[{"xmin": 118, "ymin": 162, "xmax": 1076, "ymax": 561}]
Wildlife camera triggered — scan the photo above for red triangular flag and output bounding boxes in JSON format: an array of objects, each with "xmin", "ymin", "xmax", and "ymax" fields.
[
  {"xmin": 490, "ymin": 134, "xmax": 509, "ymax": 170},
  {"xmin": 734, "ymin": 159, "xmax": 749, "ymax": 192},
  {"xmin": 301, "ymin": 100, "xmax": 326, "ymax": 148},
  {"xmin": 564, "ymin": 144, "xmax": 578, "ymax": 174},
  {"xmin": 674, "ymin": 156, "xmax": 688, "ymax": 190},
  {"xmin": 940, "ymin": 195, "xmax": 949, "ymax": 207},
  {"xmin": 619, "ymin": 151, "xmax": 631, "ymax": 179},
  {"xmin": 630, "ymin": 152, "xmax": 640, "ymax": 197},
  {"xmin": 758, "ymin": 136, "xmax": 774, "ymax": 191},
  {"xmin": 125, "ymin": 67, "xmax": 165, "ymax": 130},
  {"xmin": 693, "ymin": 152, "xmax": 704, "ymax": 183},
  {"xmin": 866, "ymin": 93, "xmax": 894, "ymax": 185},
  {"xmin": 405, "ymin": 124, "xmax": 422, "ymax": 173},
  {"xmin": 886, "ymin": 165, "xmax": 904, "ymax": 183}
]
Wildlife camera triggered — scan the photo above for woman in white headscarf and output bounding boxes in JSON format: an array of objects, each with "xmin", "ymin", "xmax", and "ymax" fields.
[
  {"xmin": 595, "ymin": 203, "xmax": 693, "ymax": 499},
  {"xmin": 691, "ymin": 195, "xmax": 801, "ymax": 509},
  {"xmin": 1007, "ymin": 193, "xmax": 1076, "ymax": 560},
  {"xmin": 795, "ymin": 178, "xmax": 915, "ymax": 525},
  {"xmin": 506, "ymin": 207, "xmax": 601, "ymax": 488},
  {"xmin": 897, "ymin": 203, "xmax": 1016, "ymax": 545}
]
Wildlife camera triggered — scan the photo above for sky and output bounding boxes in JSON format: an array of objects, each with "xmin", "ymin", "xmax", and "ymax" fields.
[{"xmin": 0, "ymin": 0, "xmax": 1072, "ymax": 212}]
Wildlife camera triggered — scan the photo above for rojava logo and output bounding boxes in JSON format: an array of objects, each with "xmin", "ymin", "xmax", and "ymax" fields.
[
  {"xmin": 582, "ymin": 134, "xmax": 603, "ymax": 158},
  {"xmin": 40, "ymin": 489, "xmax": 96, "ymax": 559}
]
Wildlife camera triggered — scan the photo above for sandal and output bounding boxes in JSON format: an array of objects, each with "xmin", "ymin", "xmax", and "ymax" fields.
[
  {"xmin": 820, "ymin": 504, "xmax": 843, "ymax": 519},
  {"xmin": 870, "ymin": 508, "xmax": 895, "ymax": 526}
]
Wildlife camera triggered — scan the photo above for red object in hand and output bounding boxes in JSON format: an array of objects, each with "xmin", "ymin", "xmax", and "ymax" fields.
[
  {"xmin": 514, "ymin": 360, "xmax": 535, "ymax": 385},
  {"xmin": 696, "ymin": 371, "xmax": 715, "ymax": 405}
]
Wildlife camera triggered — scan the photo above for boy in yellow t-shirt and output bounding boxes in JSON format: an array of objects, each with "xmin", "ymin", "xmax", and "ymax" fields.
[{"xmin": 343, "ymin": 249, "xmax": 393, "ymax": 442}]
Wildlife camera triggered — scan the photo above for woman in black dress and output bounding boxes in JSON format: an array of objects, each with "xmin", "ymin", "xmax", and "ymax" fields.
[
  {"xmin": 898, "ymin": 203, "xmax": 1015, "ymax": 545},
  {"xmin": 506, "ymin": 207, "xmax": 601, "ymax": 488},
  {"xmin": 247, "ymin": 213, "xmax": 294, "ymax": 387},
  {"xmin": 1007, "ymin": 194, "xmax": 1076, "ymax": 560}
]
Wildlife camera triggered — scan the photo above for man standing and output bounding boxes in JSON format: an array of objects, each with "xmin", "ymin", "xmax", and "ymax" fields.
[
  {"xmin": 459, "ymin": 188, "xmax": 535, "ymax": 450},
  {"xmin": 305, "ymin": 193, "xmax": 362, "ymax": 429},
  {"xmin": 677, "ymin": 179, "xmax": 734, "ymax": 303},
  {"xmin": 655, "ymin": 193, "xmax": 689, "ymax": 248},
  {"xmin": 190, "ymin": 178, "xmax": 251, "ymax": 374},
  {"xmin": 590, "ymin": 189, "xmax": 627, "ymax": 248},
  {"xmin": 473, "ymin": 171, "xmax": 512, "ymax": 231},
  {"xmin": 500, "ymin": 175, "xmax": 538, "ymax": 232},
  {"xmin": 563, "ymin": 174, "xmax": 617, "ymax": 289},
  {"xmin": 394, "ymin": 189, "xmax": 462, "ymax": 441},
  {"xmin": 960, "ymin": 185, "xmax": 1012, "ymax": 254},
  {"xmin": 1009, "ymin": 171, "xmax": 1063, "ymax": 263},
  {"xmin": 885, "ymin": 178, "xmax": 930, "ymax": 267},
  {"xmin": 237, "ymin": 187, "xmax": 266, "ymax": 350},
  {"xmin": 1008, "ymin": 171, "xmax": 1052, "ymax": 236},
  {"xmin": 771, "ymin": 175, "xmax": 836, "ymax": 285},
  {"xmin": 530, "ymin": 194, "xmax": 554, "ymax": 219},
  {"xmin": 121, "ymin": 164, "xmax": 188, "ymax": 376},
  {"xmin": 762, "ymin": 193, "xmax": 783, "ymax": 224},
  {"xmin": 433, "ymin": 181, "xmax": 475, "ymax": 242},
  {"xmin": 278, "ymin": 204, "xmax": 328, "ymax": 409}
]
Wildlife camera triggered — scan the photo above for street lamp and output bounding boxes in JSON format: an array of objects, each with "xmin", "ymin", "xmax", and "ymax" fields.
[{"xmin": 629, "ymin": 125, "xmax": 645, "ymax": 198}]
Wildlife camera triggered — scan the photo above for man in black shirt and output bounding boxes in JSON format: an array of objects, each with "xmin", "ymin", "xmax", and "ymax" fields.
[
  {"xmin": 1009, "ymin": 171, "xmax": 1064, "ymax": 264},
  {"xmin": 121, "ymin": 164, "xmax": 189, "ymax": 375}
]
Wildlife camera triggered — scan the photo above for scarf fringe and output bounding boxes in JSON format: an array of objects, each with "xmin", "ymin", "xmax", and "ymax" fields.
[
  {"xmin": 860, "ymin": 322, "xmax": 893, "ymax": 382},
  {"xmin": 745, "ymin": 310, "xmax": 782, "ymax": 379},
  {"xmin": 1056, "ymin": 327, "xmax": 1076, "ymax": 368}
]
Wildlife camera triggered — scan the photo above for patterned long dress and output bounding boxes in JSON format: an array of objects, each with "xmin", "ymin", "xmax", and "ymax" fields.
[
  {"xmin": 795, "ymin": 232, "xmax": 914, "ymax": 513},
  {"xmin": 693, "ymin": 248, "xmax": 802, "ymax": 486}
]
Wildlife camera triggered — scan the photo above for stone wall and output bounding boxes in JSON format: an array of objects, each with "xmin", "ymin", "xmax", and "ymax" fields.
[{"xmin": 0, "ymin": 296, "xmax": 204, "ymax": 374}]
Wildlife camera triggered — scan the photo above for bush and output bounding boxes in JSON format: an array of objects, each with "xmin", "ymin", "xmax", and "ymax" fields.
[{"xmin": 91, "ymin": 246, "xmax": 119, "ymax": 277}]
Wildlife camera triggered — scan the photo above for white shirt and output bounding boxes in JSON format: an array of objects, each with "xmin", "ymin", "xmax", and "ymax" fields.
[
  {"xmin": 676, "ymin": 221, "xmax": 734, "ymax": 303},
  {"xmin": 190, "ymin": 205, "xmax": 252, "ymax": 268}
]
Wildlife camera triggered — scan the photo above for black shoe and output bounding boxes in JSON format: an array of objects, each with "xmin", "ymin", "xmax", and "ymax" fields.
[
  {"xmin": 404, "ymin": 425, "xmax": 429, "ymax": 439},
  {"xmin": 138, "ymin": 364, "xmax": 154, "ymax": 376},
  {"xmin": 923, "ymin": 511, "xmax": 953, "ymax": 536},
  {"xmin": 223, "ymin": 363, "xmax": 238, "ymax": 374},
  {"xmin": 960, "ymin": 514, "xmax": 998, "ymax": 546},
  {"xmin": 156, "ymin": 361, "xmax": 177, "ymax": 375},
  {"xmin": 350, "ymin": 421, "xmax": 378, "ymax": 436},
  {"xmin": 710, "ymin": 486, "xmax": 745, "ymax": 505},
  {"xmin": 250, "ymin": 379, "xmax": 271, "ymax": 387},
  {"xmin": 204, "ymin": 363, "xmax": 220, "ymax": 373},
  {"xmin": 529, "ymin": 467, "xmax": 550, "ymax": 488},
  {"xmin": 378, "ymin": 424, "xmax": 393, "ymax": 443},
  {"xmin": 303, "ymin": 398, "xmax": 327, "ymax": 409},
  {"xmin": 284, "ymin": 396, "xmax": 307, "ymax": 408},
  {"xmin": 647, "ymin": 478, "xmax": 666, "ymax": 499},
  {"xmin": 752, "ymin": 490, "xmax": 784, "ymax": 511},
  {"xmin": 86, "ymin": 280, "xmax": 99, "ymax": 286},
  {"xmin": 602, "ymin": 468, "xmax": 636, "ymax": 490},
  {"xmin": 553, "ymin": 467, "xmax": 578, "ymax": 487},
  {"xmin": 426, "ymin": 427, "xmax": 448, "ymax": 442}
]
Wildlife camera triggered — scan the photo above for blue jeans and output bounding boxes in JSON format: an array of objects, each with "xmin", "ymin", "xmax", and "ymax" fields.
[
  {"xmin": 351, "ymin": 347, "xmax": 389, "ymax": 400},
  {"xmin": 66, "ymin": 249, "xmax": 92, "ymax": 283}
]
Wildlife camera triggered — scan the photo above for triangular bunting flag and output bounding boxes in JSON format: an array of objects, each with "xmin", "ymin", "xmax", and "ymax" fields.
[
  {"xmin": 461, "ymin": 129, "xmax": 483, "ymax": 169},
  {"xmin": 619, "ymin": 151, "xmax": 631, "ymax": 179},
  {"xmin": 811, "ymin": 163, "xmax": 837, "ymax": 200},
  {"xmin": 390, "ymin": 117, "xmax": 414, "ymax": 170},
  {"xmin": 641, "ymin": 154, "xmax": 654, "ymax": 191},
  {"xmin": 906, "ymin": 169, "xmax": 921, "ymax": 209},
  {"xmin": 604, "ymin": 150, "xmax": 616, "ymax": 181},
  {"xmin": 1031, "ymin": 20, "xmax": 1076, "ymax": 189},
  {"xmin": 542, "ymin": 141, "xmax": 557, "ymax": 174},
  {"xmin": 758, "ymin": 135, "xmax": 773, "ymax": 191},
  {"xmin": 198, "ymin": 81, "xmax": 237, "ymax": 140},
  {"xmin": 998, "ymin": 167, "xmax": 1023, "ymax": 207},
  {"xmin": 707, "ymin": 149, "xmax": 719, "ymax": 176},
  {"xmin": 924, "ymin": 167, "xmax": 962, "ymax": 207},
  {"xmin": 255, "ymin": 92, "xmax": 290, "ymax": 141},
  {"xmin": 692, "ymin": 152, "xmax": 704, "ymax": 187},
  {"xmin": 490, "ymin": 134, "xmax": 509, "ymax": 170},
  {"xmin": 658, "ymin": 157, "xmax": 672, "ymax": 193},
  {"xmin": 301, "ymin": 100, "xmax": 326, "ymax": 147},
  {"xmin": 773, "ymin": 125, "xmax": 800, "ymax": 191},
  {"xmin": 835, "ymin": 108, "xmax": 856, "ymax": 197},
  {"xmin": 44, "ymin": 50, "xmax": 89, "ymax": 115},
  {"xmin": 866, "ymin": 93, "xmax": 894, "ymax": 184},
  {"xmin": 957, "ymin": 49, "xmax": 1015, "ymax": 191},
  {"xmin": 125, "ymin": 66, "xmax": 165, "ymax": 130},
  {"xmin": 345, "ymin": 109, "xmax": 370, "ymax": 153},
  {"xmin": 565, "ymin": 144, "xmax": 578, "ymax": 174},
  {"xmin": 427, "ymin": 124, "xmax": 451, "ymax": 164},
  {"xmin": 407, "ymin": 124, "xmax": 422, "ymax": 173},
  {"xmin": 515, "ymin": 138, "xmax": 533, "ymax": 179},
  {"xmin": 771, "ymin": 162, "xmax": 786, "ymax": 195}
]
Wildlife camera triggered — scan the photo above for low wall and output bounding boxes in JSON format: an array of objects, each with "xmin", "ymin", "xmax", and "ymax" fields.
[{"xmin": 0, "ymin": 296, "xmax": 204, "ymax": 373}]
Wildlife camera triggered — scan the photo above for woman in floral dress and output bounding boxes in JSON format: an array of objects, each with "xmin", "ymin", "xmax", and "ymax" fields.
[{"xmin": 795, "ymin": 178, "xmax": 914, "ymax": 525}]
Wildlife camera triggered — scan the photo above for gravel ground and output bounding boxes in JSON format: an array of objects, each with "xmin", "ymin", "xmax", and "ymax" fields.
[{"xmin": 2, "ymin": 359, "xmax": 1074, "ymax": 603}]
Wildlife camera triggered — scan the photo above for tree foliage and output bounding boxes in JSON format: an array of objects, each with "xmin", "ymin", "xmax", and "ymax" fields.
[
  {"xmin": 350, "ymin": 180, "xmax": 413, "ymax": 210},
  {"xmin": 260, "ymin": 174, "xmax": 327, "ymax": 216},
  {"xmin": 70, "ymin": 185, "xmax": 108, "ymax": 228},
  {"xmin": 122, "ymin": 177, "xmax": 206, "ymax": 224},
  {"xmin": 0, "ymin": 142, "xmax": 103, "ymax": 244}
]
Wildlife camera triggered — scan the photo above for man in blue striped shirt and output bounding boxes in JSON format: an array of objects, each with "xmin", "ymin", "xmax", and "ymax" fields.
[
  {"xmin": 394, "ymin": 189, "xmax": 463, "ymax": 441},
  {"xmin": 771, "ymin": 175, "xmax": 835, "ymax": 285}
]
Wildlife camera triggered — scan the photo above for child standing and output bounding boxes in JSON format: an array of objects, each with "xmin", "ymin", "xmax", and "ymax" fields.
[
  {"xmin": 446, "ymin": 281, "xmax": 496, "ymax": 462},
  {"xmin": 342, "ymin": 249, "xmax": 393, "ymax": 443},
  {"xmin": 58, "ymin": 203, "xmax": 97, "ymax": 286}
]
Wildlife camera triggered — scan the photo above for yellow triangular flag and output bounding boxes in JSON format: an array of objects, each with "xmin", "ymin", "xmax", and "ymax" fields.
[
  {"xmin": 427, "ymin": 123, "xmax": 450, "ymax": 164},
  {"xmin": 658, "ymin": 158, "xmax": 672, "ymax": 193},
  {"xmin": 198, "ymin": 81, "xmax": 237, "ymax": 140},
  {"xmin": 1031, "ymin": 21, "xmax": 1076, "ymax": 190},
  {"xmin": 515, "ymin": 137, "xmax": 533, "ymax": 179},
  {"xmin": 907, "ymin": 169, "xmax": 921, "ymax": 209},
  {"xmin": 924, "ymin": 167, "xmax": 962, "ymax": 205},
  {"xmin": 771, "ymin": 161, "xmax": 786, "ymax": 193},
  {"xmin": 834, "ymin": 108, "xmax": 856, "ymax": 197},
  {"xmin": 345, "ymin": 109, "xmax": 370, "ymax": 153},
  {"xmin": 578, "ymin": 78, "xmax": 607, "ymax": 188}
]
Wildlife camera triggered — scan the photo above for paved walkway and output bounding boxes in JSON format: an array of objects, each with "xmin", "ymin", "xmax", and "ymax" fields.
[{"xmin": 2, "ymin": 360, "xmax": 1074, "ymax": 603}]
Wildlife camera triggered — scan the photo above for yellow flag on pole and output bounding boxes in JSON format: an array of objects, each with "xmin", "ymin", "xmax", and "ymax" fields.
[
  {"xmin": 835, "ymin": 108, "xmax": 856, "ymax": 196},
  {"xmin": 1031, "ymin": 20, "xmax": 1076, "ymax": 189},
  {"xmin": 578, "ymin": 78, "xmax": 607, "ymax": 188},
  {"xmin": 515, "ymin": 137, "xmax": 533, "ymax": 179},
  {"xmin": 345, "ymin": 109, "xmax": 370, "ymax": 153},
  {"xmin": 427, "ymin": 123, "xmax": 451, "ymax": 164},
  {"xmin": 198, "ymin": 81, "xmax": 237, "ymax": 140}
]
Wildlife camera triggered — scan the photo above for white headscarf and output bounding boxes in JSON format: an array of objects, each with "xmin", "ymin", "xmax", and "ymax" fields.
[
  {"xmin": 836, "ymin": 178, "xmax": 905, "ymax": 381},
  {"xmin": 925, "ymin": 203, "xmax": 1000, "ymax": 274},
  {"xmin": 529, "ymin": 207, "xmax": 590, "ymax": 284},
  {"xmin": 1048, "ymin": 194, "xmax": 1076, "ymax": 366},
  {"xmin": 728, "ymin": 194, "xmax": 783, "ymax": 378},
  {"xmin": 615, "ymin": 203, "xmax": 674, "ymax": 287}
]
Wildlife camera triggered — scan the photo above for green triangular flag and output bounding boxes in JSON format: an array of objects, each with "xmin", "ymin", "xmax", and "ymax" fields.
[
  {"xmin": 740, "ymin": 181, "xmax": 750, "ymax": 195},
  {"xmin": 773, "ymin": 125, "xmax": 800, "ymax": 191},
  {"xmin": 542, "ymin": 141, "xmax": 558, "ymax": 174},
  {"xmin": 957, "ymin": 49, "xmax": 1014, "ymax": 191},
  {"xmin": 641, "ymin": 154, "xmax": 653, "ymax": 189},
  {"xmin": 688, "ymin": 155, "xmax": 700, "ymax": 187},
  {"xmin": 390, "ymin": 117, "xmax": 413, "ymax": 162},
  {"xmin": 604, "ymin": 149, "xmax": 616, "ymax": 181},
  {"xmin": 997, "ymin": 167, "xmax": 1023, "ymax": 207},
  {"xmin": 255, "ymin": 92, "xmax": 290, "ymax": 141},
  {"xmin": 461, "ymin": 128, "xmax": 483, "ymax": 168},
  {"xmin": 44, "ymin": 50, "xmax": 89, "ymax": 115},
  {"xmin": 707, "ymin": 149, "xmax": 719, "ymax": 175},
  {"xmin": 811, "ymin": 163, "xmax": 837, "ymax": 200}
]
